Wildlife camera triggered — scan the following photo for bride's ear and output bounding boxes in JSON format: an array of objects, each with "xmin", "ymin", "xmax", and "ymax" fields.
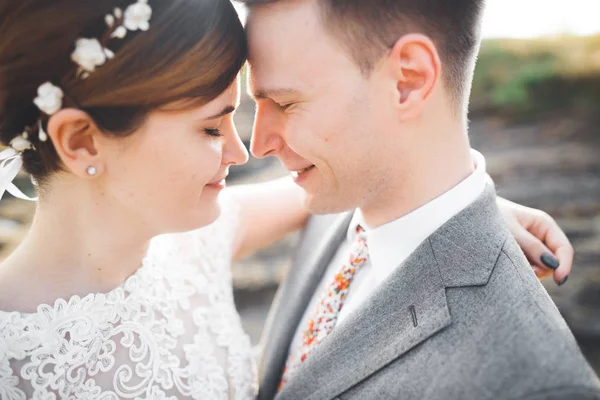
[{"xmin": 46, "ymin": 109, "xmax": 105, "ymax": 178}]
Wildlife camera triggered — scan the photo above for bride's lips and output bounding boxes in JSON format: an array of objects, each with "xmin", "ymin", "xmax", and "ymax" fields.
[{"xmin": 206, "ymin": 174, "xmax": 228, "ymax": 189}]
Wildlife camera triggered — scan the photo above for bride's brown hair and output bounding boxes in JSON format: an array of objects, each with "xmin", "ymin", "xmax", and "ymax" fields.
[{"xmin": 0, "ymin": 0, "xmax": 247, "ymax": 184}]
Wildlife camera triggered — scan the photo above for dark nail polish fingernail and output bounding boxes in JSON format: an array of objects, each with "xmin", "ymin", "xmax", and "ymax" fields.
[
  {"xmin": 558, "ymin": 275, "xmax": 569, "ymax": 286},
  {"xmin": 541, "ymin": 253, "xmax": 560, "ymax": 270}
]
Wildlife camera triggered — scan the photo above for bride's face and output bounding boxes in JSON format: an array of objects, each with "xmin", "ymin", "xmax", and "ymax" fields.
[{"xmin": 100, "ymin": 79, "xmax": 248, "ymax": 234}]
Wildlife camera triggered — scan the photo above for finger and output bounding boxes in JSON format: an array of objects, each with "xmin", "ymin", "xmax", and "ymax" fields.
[
  {"xmin": 528, "ymin": 213, "xmax": 573, "ymax": 285},
  {"xmin": 514, "ymin": 229, "xmax": 566, "ymax": 285},
  {"xmin": 543, "ymin": 229, "xmax": 573, "ymax": 285},
  {"xmin": 552, "ymin": 245, "xmax": 573, "ymax": 286},
  {"xmin": 515, "ymin": 228, "xmax": 555, "ymax": 271}
]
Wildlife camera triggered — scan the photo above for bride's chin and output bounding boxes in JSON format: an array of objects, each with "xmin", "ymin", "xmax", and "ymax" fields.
[
  {"xmin": 193, "ymin": 199, "xmax": 222, "ymax": 228},
  {"xmin": 161, "ymin": 201, "xmax": 221, "ymax": 234},
  {"xmin": 201, "ymin": 206, "xmax": 221, "ymax": 227}
]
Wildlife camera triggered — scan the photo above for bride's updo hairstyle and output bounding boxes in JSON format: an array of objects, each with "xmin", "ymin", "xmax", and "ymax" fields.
[{"xmin": 0, "ymin": 0, "xmax": 246, "ymax": 185}]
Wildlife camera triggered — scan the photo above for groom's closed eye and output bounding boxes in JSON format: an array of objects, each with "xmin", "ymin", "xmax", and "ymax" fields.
[{"xmin": 276, "ymin": 102, "xmax": 296, "ymax": 112}]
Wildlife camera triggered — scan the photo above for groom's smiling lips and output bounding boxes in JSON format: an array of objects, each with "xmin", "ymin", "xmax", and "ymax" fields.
[{"xmin": 289, "ymin": 165, "xmax": 316, "ymax": 181}]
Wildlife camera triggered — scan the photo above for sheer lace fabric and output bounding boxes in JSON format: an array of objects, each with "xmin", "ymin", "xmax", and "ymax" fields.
[{"xmin": 0, "ymin": 200, "xmax": 257, "ymax": 399}]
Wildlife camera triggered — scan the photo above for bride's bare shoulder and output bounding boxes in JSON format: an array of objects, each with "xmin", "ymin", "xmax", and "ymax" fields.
[{"xmin": 0, "ymin": 259, "xmax": 61, "ymax": 314}]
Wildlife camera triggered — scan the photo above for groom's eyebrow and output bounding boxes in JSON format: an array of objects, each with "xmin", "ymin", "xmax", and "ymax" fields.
[{"xmin": 252, "ymin": 88, "xmax": 299, "ymax": 100}]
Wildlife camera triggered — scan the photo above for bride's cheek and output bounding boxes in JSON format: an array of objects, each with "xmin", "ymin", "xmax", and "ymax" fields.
[{"xmin": 207, "ymin": 142, "xmax": 225, "ymax": 172}]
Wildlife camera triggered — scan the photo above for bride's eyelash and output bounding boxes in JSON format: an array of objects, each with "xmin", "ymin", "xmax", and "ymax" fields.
[{"xmin": 204, "ymin": 128, "xmax": 222, "ymax": 137}]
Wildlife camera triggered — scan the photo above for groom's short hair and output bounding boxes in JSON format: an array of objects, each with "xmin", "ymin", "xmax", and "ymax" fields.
[{"xmin": 241, "ymin": 0, "xmax": 485, "ymax": 110}]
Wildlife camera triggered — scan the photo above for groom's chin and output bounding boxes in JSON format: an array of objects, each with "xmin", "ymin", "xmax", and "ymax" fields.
[{"xmin": 302, "ymin": 193, "xmax": 349, "ymax": 216}]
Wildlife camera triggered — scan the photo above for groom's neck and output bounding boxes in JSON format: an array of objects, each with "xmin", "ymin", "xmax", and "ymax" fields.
[{"xmin": 360, "ymin": 122, "xmax": 473, "ymax": 229}]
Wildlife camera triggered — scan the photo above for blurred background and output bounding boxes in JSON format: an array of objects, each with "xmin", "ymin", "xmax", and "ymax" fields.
[{"xmin": 0, "ymin": 0, "xmax": 598, "ymax": 375}]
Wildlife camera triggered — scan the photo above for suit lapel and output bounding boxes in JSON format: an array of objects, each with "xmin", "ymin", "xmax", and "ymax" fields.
[
  {"xmin": 258, "ymin": 211, "xmax": 354, "ymax": 400},
  {"xmin": 276, "ymin": 186, "xmax": 508, "ymax": 400},
  {"xmin": 276, "ymin": 239, "xmax": 452, "ymax": 400}
]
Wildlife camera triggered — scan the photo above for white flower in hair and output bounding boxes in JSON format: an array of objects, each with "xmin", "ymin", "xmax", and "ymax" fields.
[
  {"xmin": 10, "ymin": 135, "xmax": 33, "ymax": 152},
  {"xmin": 111, "ymin": 26, "xmax": 128, "ymax": 39},
  {"xmin": 33, "ymin": 82, "xmax": 64, "ymax": 115},
  {"xmin": 124, "ymin": 0, "xmax": 152, "ymax": 31},
  {"xmin": 105, "ymin": 14, "xmax": 116, "ymax": 28},
  {"xmin": 71, "ymin": 38, "xmax": 113, "ymax": 73}
]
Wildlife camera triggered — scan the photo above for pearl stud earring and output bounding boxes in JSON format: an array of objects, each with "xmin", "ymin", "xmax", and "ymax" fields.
[{"xmin": 87, "ymin": 166, "xmax": 97, "ymax": 176}]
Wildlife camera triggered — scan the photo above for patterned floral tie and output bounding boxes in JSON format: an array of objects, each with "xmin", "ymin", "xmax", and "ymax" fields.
[{"xmin": 279, "ymin": 225, "xmax": 369, "ymax": 389}]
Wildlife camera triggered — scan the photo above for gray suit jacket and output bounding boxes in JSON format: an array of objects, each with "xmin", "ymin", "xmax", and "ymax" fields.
[{"xmin": 257, "ymin": 185, "xmax": 600, "ymax": 400}]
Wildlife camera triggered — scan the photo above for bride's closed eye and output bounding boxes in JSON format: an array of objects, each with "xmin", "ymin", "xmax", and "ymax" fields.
[{"xmin": 204, "ymin": 128, "xmax": 223, "ymax": 137}]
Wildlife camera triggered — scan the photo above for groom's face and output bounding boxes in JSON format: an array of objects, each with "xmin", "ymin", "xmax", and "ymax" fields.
[{"xmin": 247, "ymin": 0, "xmax": 391, "ymax": 214}]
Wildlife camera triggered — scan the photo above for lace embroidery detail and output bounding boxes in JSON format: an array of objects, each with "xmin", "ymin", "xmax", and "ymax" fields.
[{"xmin": 0, "ymin": 197, "xmax": 257, "ymax": 399}]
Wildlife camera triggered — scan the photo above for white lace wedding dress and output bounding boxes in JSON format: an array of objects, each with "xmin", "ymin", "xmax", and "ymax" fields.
[{"xmin": 0, "ymin": 200, "xmax": 257, "ymax": 399}]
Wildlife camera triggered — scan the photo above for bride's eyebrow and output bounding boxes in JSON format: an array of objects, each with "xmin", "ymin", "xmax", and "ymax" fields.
[{"xmin": 205, "ymin": 105, "xmax": 236, "ymax": 120}]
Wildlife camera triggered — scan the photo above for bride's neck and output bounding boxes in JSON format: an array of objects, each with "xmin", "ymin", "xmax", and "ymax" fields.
[{"xmin": 1, "ymin": 176, "xmax": 152, "ymax": 306}]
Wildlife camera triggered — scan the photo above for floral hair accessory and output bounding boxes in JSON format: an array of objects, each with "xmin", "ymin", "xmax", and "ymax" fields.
[
  {"xmin": 71, "ymin": 38, "xmax": 115, "ymax": 75},
  {"xmin": 30, "ymin": 0, "xmax": 153, "ymax": 116},
  {"xmin": 33, "ymin": 82, "xmax": 64, "ymax": 116},
  {"xmin": 123, "ymin": 0, "xmax": 152, "ymax": 32},
  {"xmin": 72, "ymin": 0, "xmax": 152, "ymax": 78},
  {"xmin": 1, "ymin": 0, "xmax": 153, "ymax": 202}
]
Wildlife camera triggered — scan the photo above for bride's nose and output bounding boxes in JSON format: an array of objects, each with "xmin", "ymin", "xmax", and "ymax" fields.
[{"xmin": 223, "ymin": 122, "xmax": 249, "ymax": 166}]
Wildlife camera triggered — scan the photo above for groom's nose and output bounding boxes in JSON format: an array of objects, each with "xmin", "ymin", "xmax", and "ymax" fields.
[{"xmin": 250, "ymin": 103, "xmax": 285, "ymax": 159}]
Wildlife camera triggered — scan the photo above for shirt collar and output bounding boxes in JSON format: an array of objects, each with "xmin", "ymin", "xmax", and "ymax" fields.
[{"xmin": 347, "ymin": 149, "xmax": 489, "ymax": 286}]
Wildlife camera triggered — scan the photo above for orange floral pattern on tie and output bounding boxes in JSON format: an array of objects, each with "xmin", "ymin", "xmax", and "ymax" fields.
[{"xmin": 279, "ymin": 225, "xmax": 369, "ymax": 390}]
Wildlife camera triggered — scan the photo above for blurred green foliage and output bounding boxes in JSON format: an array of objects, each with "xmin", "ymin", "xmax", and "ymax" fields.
[{"xmin": 470, "ymin": 35, "xmax": 600, "ymax": 119}]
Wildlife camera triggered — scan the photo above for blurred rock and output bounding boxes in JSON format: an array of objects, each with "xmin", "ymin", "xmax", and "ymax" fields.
[
  {"xmin": 471, "ymin": 112, "xmax": 600, "ymax": 373},
  {"xmin": 0, "ymin": 219, "xmax": 21, "ymax": 239}
]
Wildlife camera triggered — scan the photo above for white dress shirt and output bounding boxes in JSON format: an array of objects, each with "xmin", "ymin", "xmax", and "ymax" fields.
[{"xmin": 289, "ymin": 149, "xmax": 489, "ymax": 355}]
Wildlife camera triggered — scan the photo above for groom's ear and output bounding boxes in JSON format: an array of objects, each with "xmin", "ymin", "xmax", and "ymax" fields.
[{"xmin": 386, "ymin": 33, "xmax": 441, "ymax": 121}]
